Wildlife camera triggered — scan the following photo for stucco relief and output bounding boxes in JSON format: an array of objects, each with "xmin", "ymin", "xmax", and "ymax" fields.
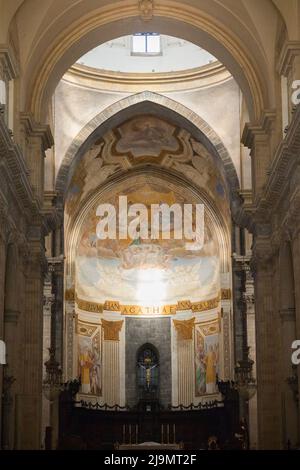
[{"xmin": 65, "ymin": 115, "xmax": 229, "ymax": 220}]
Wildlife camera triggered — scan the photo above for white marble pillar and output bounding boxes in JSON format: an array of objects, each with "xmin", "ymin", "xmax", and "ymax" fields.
[
  {"xmin": 177, "ymin": 339, "xmax": 193, "ymax": 406},
  {"xmin": 103, "ymin": 341, "xmax": 120, "ymax": 406},
  {"xmin": 102, "ymin": 320, "xmax": 123, "ymax": 406},
  {"xmin": 173, "ymin": 318, "xmax": 194, "ymax": 406}
]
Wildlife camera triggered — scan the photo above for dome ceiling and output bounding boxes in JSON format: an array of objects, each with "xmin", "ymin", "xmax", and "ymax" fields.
[{"xmin": 77, "ymin": 34, "xmax": 217, "ymax": 74}]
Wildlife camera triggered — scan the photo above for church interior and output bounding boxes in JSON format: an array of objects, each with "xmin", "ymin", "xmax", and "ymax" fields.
[{"xmin": 0, "ymin": 0, "xmax": 300, "ymax": 451}]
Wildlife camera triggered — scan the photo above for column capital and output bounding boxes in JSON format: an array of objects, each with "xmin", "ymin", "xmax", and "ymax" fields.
[
  {"xmin": 0, "ymin": 45, "xmax": 19, "ymax": 81},
  {"xmin": 242, "ymin": 110, "xmax": 277, "ymax": 151},
  {"xmin": 101, "ymin": 319, "xmax": 124, "ymax": 341},
  {"xmin": 173, "ymin": 318, "xmax": 195, "ymax": 341},
  {"xmin": 20, "ymin": 112, "xmax": 53, "ymax": 152},
  {"xmin": 277, "ymin": 40, "xmax": 300, "ymax": 76}
]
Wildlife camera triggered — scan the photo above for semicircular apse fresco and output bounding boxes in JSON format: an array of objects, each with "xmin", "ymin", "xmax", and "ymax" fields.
[{"xmin": 75, "ymin": 177, "xmax": 220, "ymax": 306}]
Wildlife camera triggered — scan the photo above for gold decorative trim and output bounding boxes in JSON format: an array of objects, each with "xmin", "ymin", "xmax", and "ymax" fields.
[
  {"xmin": 221, "ymin": 289, "xmax": 231, "ymax": 300},
  {"xmin": 191, "ymin": 296, "xmax": 220, "ymax": 312},
  {"xmin": 65, "ymin": 288, "xmax": 75, "ymax": 301},
  {"xmin": 75, "ymin": 294, "xmax": 223, "ymax": 315},
  {"xmin": 173, "ymin": 318, "xmax": 195, "ymax": 340},
  {"xmin": 76, "ymin": 319, "xmax": 98, "ymax": 337},
  {"xmin": 76, "ymin": 295, "xmax": 104, "ymax": 313},
  {"xmin": 120, "ymin": 304, "xmax": 177, "ymax": 316},
  {"xmin": 177, "ymin": 300, "xmax": 192, "ymax": 311},
  {"xmin": 101, "ymin": 319, "xmax": 124, "ymax": 341},
  {"xmin": 104, "ymin": 300, "xmax": 120, "ymax": 312}
]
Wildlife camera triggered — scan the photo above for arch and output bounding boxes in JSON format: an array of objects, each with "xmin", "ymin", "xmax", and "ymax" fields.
[
  {"xmin": 136, "ymin": 343, "xmax": 160, "ymax": 363},
  {"xmin": 56, "ymin": 91, "xmax": 240, "ymax": 206},
  {"xmin": 65, "ymin": 166, "xmax": 231, "ymax": 275},
  {"xmin": 23, "ymin": 0, "xmax": 270, "ymax": 121}
]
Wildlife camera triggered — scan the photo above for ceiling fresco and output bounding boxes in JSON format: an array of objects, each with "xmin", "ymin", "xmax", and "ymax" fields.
[
  {"xmin": 65, "ymin": 115, "xmax": 230, "ymax": 307},
  {"xmin": 75, "ymin": 177, "xmax": 220, "ymax": 306},
  {"xmin": 65, "ymin": 115, "xmax": 229, "ymax": 221}
]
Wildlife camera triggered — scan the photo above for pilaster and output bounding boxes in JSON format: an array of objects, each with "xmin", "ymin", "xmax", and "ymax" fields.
[{"xmin": 251, "ymin": 235, "xmax": 281, "ymax": 449}]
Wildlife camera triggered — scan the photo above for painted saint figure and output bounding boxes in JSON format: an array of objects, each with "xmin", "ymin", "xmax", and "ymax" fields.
[
  {"xmin": 205, "ymin": 344, "xmax": 217, "ymax": 394},
  {"xmin": 79, "ymin": 347, "xmax": 93, "ymax": 394}
]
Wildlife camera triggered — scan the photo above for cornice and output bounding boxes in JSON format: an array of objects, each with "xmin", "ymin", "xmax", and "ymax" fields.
[
  {"xmin": 0, "ymin": 45, "xmax": 19, "ymax": 79},
  {"xmin": 64, "ymin": 61, "xmax": 230, "ymax": 93},
  {"xmin": 0, "ymin": 115, "xmax": 40, "ymax": 219},
  {"xmin": 20, "ymin": 112, "xmax": 54, "ymax": 151},
  {"xmin": 277, "ymin": 40, "xmax": 300, "ymax": 76},
  {"xmin": 241, "ymin": 110, "xmax": 276, "ymax": 150},
  {"xmin": 257, "ymin": 105, "xmax": 300, "ymax": 216}
]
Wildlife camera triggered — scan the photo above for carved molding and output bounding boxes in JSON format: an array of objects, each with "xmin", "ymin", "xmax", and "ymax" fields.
[
  {"xmin": 173, "ymin": 317, "xmax": 195, "ymax": 340},
  {"xmin": 0, "ymin": 45, "xmax": 19, "ymax": 81},
  {"xmin": 101, "ymin": 319, "xmax": 124, "ymax": 341},
  {"xmin": 74, "ymin": 294, "xmax": 222, "ymax": 315},
  {"xmin": 138, "ymin": 0, "xmax": 154, "ymax": 21},
  {"xmin": 20, "ymin": 112, "xmax": 53, "ymax": 152},
  {"xmin": 65, "ymin": 288, "xmax": 75, "ymax": 301},
  {"xmin": 221, "ymin": 288, "xmax": 231, "ymax": 300},
  {"xmin": 277, "ymin": 40, "xmax": 300, "ymax": 76},
  {"xmin": 0, "ymin": 114, "xmax": 37, "ymax": 218},
  {"xmin": 242, "ymin": 110, "xmax": 276, "ymax": 150}
]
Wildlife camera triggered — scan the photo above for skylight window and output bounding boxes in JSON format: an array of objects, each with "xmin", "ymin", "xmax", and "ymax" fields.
[{"xmin": 132, "ymin": 33, "xmax": 161, "ymax": 55}]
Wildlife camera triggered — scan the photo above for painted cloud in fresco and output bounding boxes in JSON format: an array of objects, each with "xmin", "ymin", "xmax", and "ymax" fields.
[
  {"xmin": 76, "ymin": 254, "xmax": 219, "ymax": 305},
  {"xmin": 75, "ymin": 180, "xmax": 220, "ymax": 305}
]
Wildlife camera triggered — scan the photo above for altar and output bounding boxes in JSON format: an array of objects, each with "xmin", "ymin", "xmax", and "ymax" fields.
[{"xmin": 115, "ymin": 442, "xmax": 184, "ymax": 450}]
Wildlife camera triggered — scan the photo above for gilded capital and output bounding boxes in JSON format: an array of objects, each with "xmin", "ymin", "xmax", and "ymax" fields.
[
  {"xmin": 102, "ymin": 319, "xmax": 124, "ymax": 341},
  {"xmin": 173, "ymin": 317, "xmax": 195, "ymax": 340}
]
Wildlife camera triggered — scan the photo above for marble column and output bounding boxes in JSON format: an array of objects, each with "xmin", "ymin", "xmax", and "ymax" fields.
[
  {"xmin": 16, "ymin": 238, "xmax": 46, "ymax": 449},
  {"xmin": 2, "ymin": 243, "xmax": 20, "ymax": 449},
  {"xmin": 252, "ymin": 237, "xmax": 281, "ymax": 449},
  {"xmin": 278, "ymin": 241, "xmax": 299, "ymax": 447},
  {"xmin": 291, "ymin": 230, "xmax": 300, "ymax": 436},
  {"xmin": 173, "ymin": 318, "xmax": 194, "ymax": 406},
  {"xmin": 102, "ymin": 320, "xmax": 123, "ymax": 406}
]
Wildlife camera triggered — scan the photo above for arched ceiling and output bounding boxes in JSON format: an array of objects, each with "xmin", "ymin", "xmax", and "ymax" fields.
[
  {"xmin": 55, "ymin": 92, "xmax": 241, "ymax": 218},
  {"xmin": 4, "ymin": 0, "xmax": 287, "ymax": 122}
]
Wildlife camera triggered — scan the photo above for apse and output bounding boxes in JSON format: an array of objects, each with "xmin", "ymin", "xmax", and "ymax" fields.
[{"xmin": 63, "ymin": 113, "xmax": 233, "ymax": 409}]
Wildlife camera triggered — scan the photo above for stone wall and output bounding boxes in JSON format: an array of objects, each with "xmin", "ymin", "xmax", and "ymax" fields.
[{"xmin": 125, "ymin": 317, "xmax": 172, "ymax": 408}]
